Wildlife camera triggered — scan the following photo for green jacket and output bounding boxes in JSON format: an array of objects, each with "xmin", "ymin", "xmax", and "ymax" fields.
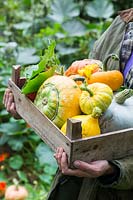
[{"xmin": 47, "ymin": 10, "xmax": 133, "ymax": 200}]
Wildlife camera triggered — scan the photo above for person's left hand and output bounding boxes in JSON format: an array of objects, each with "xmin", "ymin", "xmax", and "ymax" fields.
[
  {"xmin": 54, "ymin": 147, "xmax": 115, "ymax": 178},
  {"xmin": 3, "ymin": 88, "xmax": 21, "ymax": 119}
]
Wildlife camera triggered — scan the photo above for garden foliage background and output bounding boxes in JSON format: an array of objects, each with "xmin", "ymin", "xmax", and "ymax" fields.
[{"xmin": 0, "ymin": 0, "xmax": 132, "ymax": 199}]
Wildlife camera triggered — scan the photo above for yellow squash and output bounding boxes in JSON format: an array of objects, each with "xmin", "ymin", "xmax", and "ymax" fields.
[
  {"xmin": 79, "ymin": 82, "xmax": 113, "ymax": 115},
  {"xmin": 61, "ymin": 107, "xmax": 101, "ymax": 138}
]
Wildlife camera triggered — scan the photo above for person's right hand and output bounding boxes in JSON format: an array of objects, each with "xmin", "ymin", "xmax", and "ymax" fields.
[
  {"xmin": 3, "ymin": 88, "xmax": 21, "ymax": 119},
  {"xmin": 54, "ymin": 147, "xmax": 117, "ymax": 178}
]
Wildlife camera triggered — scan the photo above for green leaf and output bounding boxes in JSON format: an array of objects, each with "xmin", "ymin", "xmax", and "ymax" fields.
[
  {"xmin": 8, "ymin": 137, "xmax": 25, "ymax": 151},
  {"xmin": 38, "ymin": 41, "xmax": 56, "ymax": 69},
  {"xmin": 23, "ymin": 65, "xmax": 39, "ymax": 79},
  {"xmin": 30, "ymin": 40, "xmax": 58, "ymax": 79},
  {"xmin": 13, "ymin": 22, "xmax": 32, "ymax": 30},
  {"xmin": 35, "ymin": 143, "xmax": 57, "ymax": 167},
  {"xmin": 0, "ymin": 172, "xmax": 7, "ymax": 181},
  {"xmin": 44, "ymin": 165, "xmax": 57, "ymax": 176},
  {"xmin": 17, "ymin": 48, "xmax": 40, "ymax": 66},
  {"xmin": 0, "ymin": 121, "xmax": 25, "ymax": 135},
  {"xmin": 21, "ymin": 66, "xmax": 56, "ymax": 94},
  {"xmin": 48, "ymin": 0, "xmax": 80, "ymax": 23},
  {"xmin": 21, "ymin": 40, "xmax": 60, "ymax": 94},
  {"xmin": 17, "ymin": 170, "xmax": 28, "ymax": 183},
  {"xmin": 86, "ymin": 0, "xmax": 114, "ymax": 19},
  {"xmin": 62, "ymin": 19, "xmax": 88, "ymax": 37},
  {"xmin": 28, "ymin": 134, "xmax": 40, "ymax": 143},
  {"xmin": 8, "ymin": 155, "xmax": 24, "ymax": 170},
  {"xmin": 39, "ymin": 173, "xmax": 53, "ymax": 184},
  {"xmin": 56, "ymin": 44, "xmax": 79, "ymax": 56},
  {"xmin": 0, "ymin": 134, "xmax": 9, "ymax": 145}
]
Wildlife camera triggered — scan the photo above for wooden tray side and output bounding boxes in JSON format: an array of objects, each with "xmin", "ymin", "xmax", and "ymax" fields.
[
  {"xmin": 70, "ymin": 128, "xmax": 133, "ymax": 163},
  {"xmin": 8, "ymin": 79, "xmax": 71, "ymax": 156}
]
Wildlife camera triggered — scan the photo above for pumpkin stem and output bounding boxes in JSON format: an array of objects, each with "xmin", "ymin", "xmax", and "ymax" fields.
[
  {"xmin": 13, "ymin": 178, "xmax": 19, "ymax": 190},
  {"xmin": 72, "ymin": 76, "xmax": 85, "ymax": 82},
  {"xmin": 80, "ymin": 82, "xmax": 93, "ymax": 96},
  {"xmin": 60, "ymin": 65, "xmax": 65, "ymax": 75},
  {"xmin": 91, "ymin": 107, "xmax": 103, "ymax": 118},
  {"xmin": 115, "ymin": 89, "xmax": 133, "ymax": 104},
  {"xmin": 103, "ymin": 53, "xmax": 119, "ymax": 71}
]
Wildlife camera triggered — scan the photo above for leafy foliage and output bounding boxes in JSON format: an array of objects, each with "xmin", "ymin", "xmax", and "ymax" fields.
[
  {"xmin": 48, "ymin": 0, "xmax": 80, "ymax": 23},
  {"xmin": 85, "ymin": 0, "xmax": 114, "ymax": 19}
]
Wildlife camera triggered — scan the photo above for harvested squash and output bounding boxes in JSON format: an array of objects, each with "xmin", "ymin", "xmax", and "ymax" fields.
[
  {"xmin": 85, "ymin": 54, "xmax": 124, "ymax": 91},
  {"xmin": 87, "ymin": 70, "xmax": 123, "ymax": 91},
  {"xmin": 65, "ymin": 59, "xmax": 103, "ymax": 76},
  {"xmin": 61, "ymin": 94, "xmax": 133, "ymax": 137},
  {"xmin": 61, "ymin": 107, "xmax": 102, "ymax": 138},
  {"xmin": 115, "ymin": 88, "xmax": 133, "ymax": 104},
  {"xmin": 79, "ymin": 82, "xmax": 113, "ymax": 115},
  {"xmin": 34, "ymin": 75, "xmax": 81, "ymax": 128},
  {"xmin": 99, "ymin": 94, "xmax": 133, "ymax": 133},
  {"xmin": 5, "ymin": 185, "xmax": 28, "ymax": 200}
]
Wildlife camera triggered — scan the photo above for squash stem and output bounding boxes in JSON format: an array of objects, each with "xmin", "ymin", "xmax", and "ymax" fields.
[
  {"xmin": 80, "ymin": 83, "xmax": 93, "ymax": 96},
  {"xmin": 103, "ymin": 53, "xmax": 119, "ymax": 71},
  {"xmin": 115, "ymin": 89, "xmax": 133, "ymax": 104},
  {"xmin": 91, "ymin": 107, "xmax": 103, "ymax": 118}
]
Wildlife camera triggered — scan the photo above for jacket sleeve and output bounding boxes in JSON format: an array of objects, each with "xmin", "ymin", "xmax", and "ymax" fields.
[
  {"xmin": 89, "ymin": 15, "xmax": 126, "ymax": 71},
  {"xmin": 98, "ymin": 156, "xmax": 133, "ymax": 190}
]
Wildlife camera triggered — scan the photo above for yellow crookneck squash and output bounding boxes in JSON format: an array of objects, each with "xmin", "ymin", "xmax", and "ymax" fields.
[
  {"xmin": 79, "ymin": 82, "xmax": 113, "ymax": 115},
  {"xmin": 61, "ymin": 107, "xmax": 102, "ymax": 138}
]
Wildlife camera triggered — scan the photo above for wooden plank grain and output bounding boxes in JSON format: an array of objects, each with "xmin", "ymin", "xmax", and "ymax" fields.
[
  {"xmin": 70, "ymin": 128, "xmax": 133, "ymax": 164},
  {"xmin": 8, "ymin": 79, "xmax": 71, "ymax": 156}
]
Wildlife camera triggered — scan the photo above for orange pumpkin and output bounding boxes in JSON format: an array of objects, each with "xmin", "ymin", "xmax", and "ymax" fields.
[
  {"xmin": 5, "ymin": 185, "xmax": 28, "ymax": 200},
  {"xmin": 34, "ymin": 75, "xmax": 82, "ymax": 128},
  {"xmin": 81, "ymin": 54, "xmax": 124, "ymax": 91},
  {"xmin": 87, "ymin": 70, "xmax": 124, "ymax": 91},
  {"xmin": 65, "ymin": 59, "xmax": 103, "ymax": 76}
]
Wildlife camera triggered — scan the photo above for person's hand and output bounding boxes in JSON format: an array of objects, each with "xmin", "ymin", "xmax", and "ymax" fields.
[
  {"xmin": 3, "ymin": 88, "xmax": 21, "ymax": 119},
  {"xmin": 54, "ymin": 147, "xmax": 116, "ymax": 178}
]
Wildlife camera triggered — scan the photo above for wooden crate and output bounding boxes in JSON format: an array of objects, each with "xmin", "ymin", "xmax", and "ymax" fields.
[{"xmin": 8, "ymin": 65, "xmax": 133, "ymax": 167}]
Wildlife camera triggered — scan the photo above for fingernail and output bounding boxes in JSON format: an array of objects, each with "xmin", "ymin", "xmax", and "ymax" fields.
[{"xmin": 74, "ymin": 161, "xmax": 80, "ymax": 167}]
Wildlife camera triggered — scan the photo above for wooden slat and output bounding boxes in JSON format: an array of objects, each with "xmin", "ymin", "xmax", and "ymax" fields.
[
  {"xmin": 12, "ymin": 65, "xmax": 21, "ymax": 86},
  {"xmin": 66, "ymin": 119, "xmax": 82, "ymax": 140},
  {"xmin": 70, "ymin": 128, "xmax": 133, "ymax": 164},
  {"xmin": 8, "ymin": 79, "xmax": 71, "ymax": 156}
]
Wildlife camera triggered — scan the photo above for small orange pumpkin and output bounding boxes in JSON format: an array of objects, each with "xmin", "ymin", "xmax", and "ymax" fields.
[
  {"xmin": 5, "ymin": 185, "xmax": 28, "ymax": 200},
  {"xmin": 65, "ymin": 59, "xmax": 103, "ymax": 76}
]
